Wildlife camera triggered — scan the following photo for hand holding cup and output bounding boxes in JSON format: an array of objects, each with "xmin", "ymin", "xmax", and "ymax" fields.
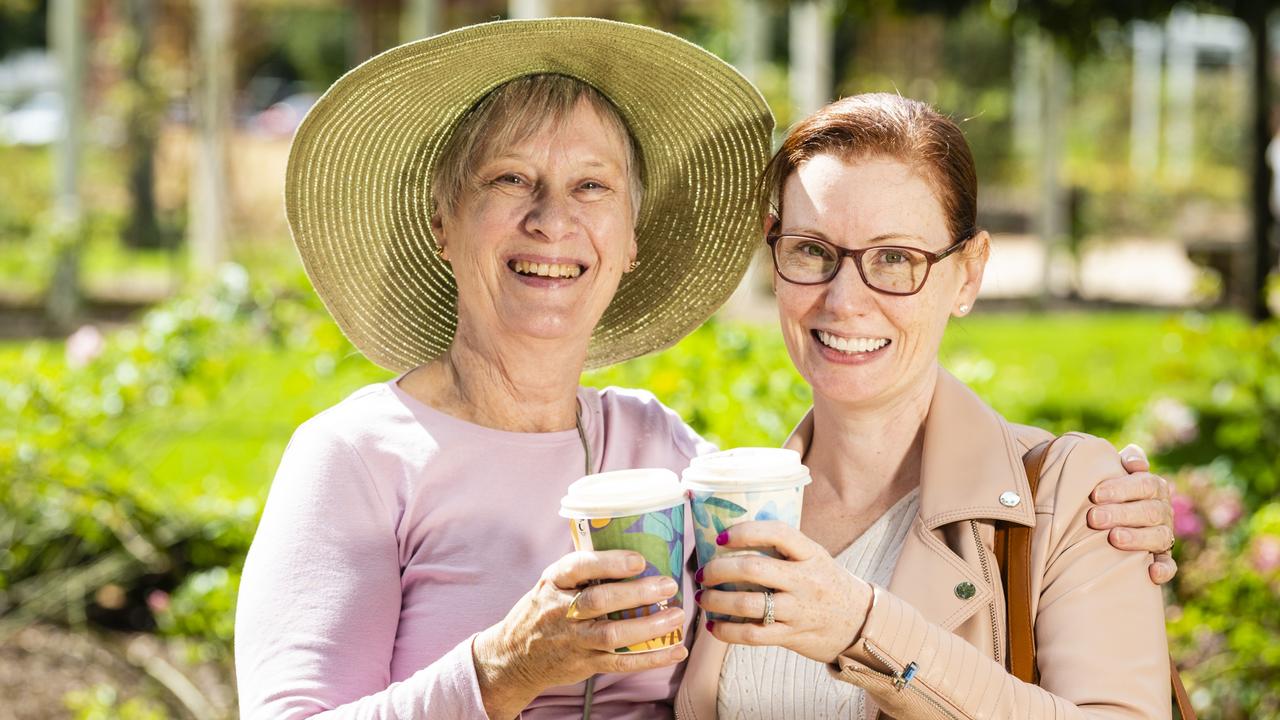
[
  {"xmin": 473, "ymin": 549, "xmax": 686, "ymax": 719},
  {"xmin": 682, "ymin": 448, "xmax": 812, "ymax": 621},
  {"xmin": 696, "ymin": 520, "xmax": 872, "ymax": 664}
]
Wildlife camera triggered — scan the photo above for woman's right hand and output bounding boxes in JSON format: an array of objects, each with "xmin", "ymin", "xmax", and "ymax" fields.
[{"xmin": 472, "ymin": 549, "xmax": 688, "ymax": 719}]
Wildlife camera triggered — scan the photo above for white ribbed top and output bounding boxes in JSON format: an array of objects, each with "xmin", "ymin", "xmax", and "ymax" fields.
[{"xmin": 716, "ymin": 488, "xmax": 921, "ymax": 720}]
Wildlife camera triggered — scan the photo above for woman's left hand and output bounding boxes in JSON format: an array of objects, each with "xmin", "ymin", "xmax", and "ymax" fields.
[
  {"xmin": 696, "ymin": 521, "xmax": 871, "ymax": 664},
  {"xmin": 1088, "ymin": 443, "xmax": 1178, "ymax": 584}
]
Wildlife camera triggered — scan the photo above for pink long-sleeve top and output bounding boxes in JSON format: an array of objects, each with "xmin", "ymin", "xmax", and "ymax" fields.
[{"xmin": 234, "ymin": 378, "xmax": 714, "ymax": 719}]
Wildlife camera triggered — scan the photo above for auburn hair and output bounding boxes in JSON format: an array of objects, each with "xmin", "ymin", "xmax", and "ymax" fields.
[{"xmin": 762, "ymin": 93, "xmax": 978, "ymax": 246}]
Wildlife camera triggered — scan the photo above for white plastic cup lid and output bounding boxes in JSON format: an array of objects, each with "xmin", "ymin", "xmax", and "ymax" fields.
[
  {"xmin": 682, "ymin": 447, "xmax": 811, "ymax": 492},
  {"xmin": 559, "ymin": 468, "xmax": 685, "ymax": 519}
]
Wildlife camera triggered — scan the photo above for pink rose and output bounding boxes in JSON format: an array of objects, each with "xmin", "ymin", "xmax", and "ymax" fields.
[
  {"xmin": 1206, "ymin": 489, "xmax": 1244, "ymax": 530},
  {"xmin": 147, "ymin": 589, "xmax": 171, "ymax": 614},
  {"xmin": 1251, "ymin": 536, "xmax": 1280, "ymax": 575},
  {"xmin": 65, "ymin": 325, "xmax": 104, "ymax": 368},
  {"xmin": 1171, "ymin": 493, "xmax": 1203, "ymax": 540}
]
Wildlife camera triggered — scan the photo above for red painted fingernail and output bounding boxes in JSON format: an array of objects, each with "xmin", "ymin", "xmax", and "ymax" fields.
[
  {"xmin": 716, "ymin": 530, "xmax": 729, "ymax": 545},
  {"xmin": 694, "ymin": 589, "xmax": 703, "ymax": 604},
  {"xmin": 695, "ymin": 567, "xmax": 705, "ymax": 584},
  {"xmin": 706, "ymin": 620, "xmax": 715, "ymax": 632}
]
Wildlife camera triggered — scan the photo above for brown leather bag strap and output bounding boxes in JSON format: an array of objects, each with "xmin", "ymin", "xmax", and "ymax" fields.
[
  {"xmin": 1001, "ymin": 438, "xmax": 1199, "ymax": 719},
  {"xmin": 1171, "ymin": 654, "xmax": 1197, "ymax": 719},
  {"xmin": 998, "ymin": 438, "xmax": 1054, "ymax": 684}
]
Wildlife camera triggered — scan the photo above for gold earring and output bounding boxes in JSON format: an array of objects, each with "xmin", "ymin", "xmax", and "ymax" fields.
[
  {"xmin": 627, "ymin": 260, "xmax": 640, "ymax": 272},
  {"xmin": 434, "ymin": 245, "xmax": 447, "ymax": 260}
]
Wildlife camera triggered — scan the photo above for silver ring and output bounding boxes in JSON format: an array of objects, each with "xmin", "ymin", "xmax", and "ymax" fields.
[{"xmin": 762, "ymin": 590, "xmax": 775, "ymax": 625}]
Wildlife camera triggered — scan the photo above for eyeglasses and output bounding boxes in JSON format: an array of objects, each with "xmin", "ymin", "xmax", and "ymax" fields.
[{"xmin": 766, "ymin": 231, "xmax": 974, "ymax": 296}]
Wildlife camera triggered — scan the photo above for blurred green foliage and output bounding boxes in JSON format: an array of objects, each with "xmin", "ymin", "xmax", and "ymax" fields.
[{"xmin": 64, "ymin": 684, "xmax": 169, "ymax": 720}]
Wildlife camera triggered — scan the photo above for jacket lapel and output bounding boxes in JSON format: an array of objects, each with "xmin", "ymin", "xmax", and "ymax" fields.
[{"xmin": 783, "ymin": 366, "xmax": 1036, "ymax": 633}]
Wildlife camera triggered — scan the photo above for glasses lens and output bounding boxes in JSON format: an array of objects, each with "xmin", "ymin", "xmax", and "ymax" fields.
[
  {"xmin": 861, "ymin": 247, "xmax": 929, "ymax": 294},
  {"xmin": 775, "ymin": 236, "xmax": 838, "ymax": 283}
]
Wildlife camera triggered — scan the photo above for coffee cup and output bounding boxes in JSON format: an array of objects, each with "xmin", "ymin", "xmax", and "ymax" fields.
[
  {"xmin": 681, "ymin": 448, "xmax": 811, "ymax": 621},
  {"xmin": 559, "ymin": 468, "xmax": 687, "ymax": 653}
]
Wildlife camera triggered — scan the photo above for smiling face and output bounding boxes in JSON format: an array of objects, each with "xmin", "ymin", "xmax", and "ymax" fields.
[
  {"xmin": 433, "ymin": 98, "xmax": 638, "ymax": 355},
  {"xmin": 773, "ymin": 153, "xmax": 987, "ymax": 410}
]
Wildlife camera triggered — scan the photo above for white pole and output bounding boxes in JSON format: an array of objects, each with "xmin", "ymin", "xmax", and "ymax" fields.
[
  {"xmin": 735, "ymin": 0, "xmax": 768, "ymax": 85},
  {"xmin": 1130, "ymin": 21, "xmax": 1163, "ymax": 178},
  {"xmin": 1038, "ymin": 35, "xmax": 1067, "ymax": 304},
  {"xmin": 50, "ymin": 0, "xmax": 84, "ymax": 227},
  {"xmin": 191, "ymin": 0, "xmax": 232, "ymax": 273},
  {"xmin": 509, "ymin": 0, "xmax": 549, "ymax": 20},
  {"xmin": 401, "ymin": 0, "xmax": 441, "ymax": 43},
  {"xmin": 1012, "ymin": 30, "xmax": 1041, "ymax": 164},
  {"xmin": 789, "ymin": 0, "xmax": 833, "ymax": 120},
  {"xmin": 47, "ymin": 0, "xmax": 86, "ymax": 328},
  {"xmin": 1165, "ymin": 9, "xmax": 1195, "ymax": 184}
]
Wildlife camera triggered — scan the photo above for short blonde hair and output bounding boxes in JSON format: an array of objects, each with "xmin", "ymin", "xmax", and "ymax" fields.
[{"xmin": 431, "ymin": 74, "xmax": 645, "ymax": 222}]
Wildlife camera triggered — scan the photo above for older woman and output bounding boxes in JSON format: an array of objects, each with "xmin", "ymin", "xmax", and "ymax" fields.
[
  {"xmin": 235, "ymin": 19, "xmax": 769, "ymax": 719},
  {"xmin": 236, "ymin": 20, "xmax": 1177, "ymax": 720},
  {"xmin": 679, "ymin": 94, "xmax": 1174, "ymax": 719}
]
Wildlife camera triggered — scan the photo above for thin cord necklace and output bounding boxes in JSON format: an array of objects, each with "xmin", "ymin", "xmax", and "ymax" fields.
[{"xmin": 574, "ymin": 402, "xmax": 596, "ymax": 720}]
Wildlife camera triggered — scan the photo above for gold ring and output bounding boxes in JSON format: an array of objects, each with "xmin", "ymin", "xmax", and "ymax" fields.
[
  {"xmin": 762, "ymin": 590, "xmax": 775, "ymax": 626},
  {"xmin": 566, "ymin": 590, "xmax": 587, "ymax": 620}
]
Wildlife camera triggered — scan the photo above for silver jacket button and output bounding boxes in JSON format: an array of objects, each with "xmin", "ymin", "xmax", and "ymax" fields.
[
  {"xmin": 954, "ymin": 581, "xmax": 976, "ymax": 600},
  {"xmin": 999, "ymin": 491, "xmax": 1021, "ymax": 508}
]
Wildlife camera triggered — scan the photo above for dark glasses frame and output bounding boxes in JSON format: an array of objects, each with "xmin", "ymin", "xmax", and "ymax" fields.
[{"xmin": 765, "ymin": 230, "xmax": 976, "ymax": 296}]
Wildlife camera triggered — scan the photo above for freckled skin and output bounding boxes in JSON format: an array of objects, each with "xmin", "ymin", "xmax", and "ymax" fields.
[{"xmin": 772, "ymin": 155, "xmax": 986, "ymax": 412}]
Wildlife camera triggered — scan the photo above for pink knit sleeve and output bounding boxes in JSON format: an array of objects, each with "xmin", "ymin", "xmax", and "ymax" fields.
[{"xmin": 234, "ymin": 419, "xmax": 489, "ymax": 719}]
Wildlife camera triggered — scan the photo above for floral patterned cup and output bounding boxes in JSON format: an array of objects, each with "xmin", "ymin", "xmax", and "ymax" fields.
[
  {"xmin": 682, "ymin": 448, "xmax": 811, "ymax": 622},
  {"xmin": 559, "ymin": 469, "xmax": 687, "ymax": 653}
]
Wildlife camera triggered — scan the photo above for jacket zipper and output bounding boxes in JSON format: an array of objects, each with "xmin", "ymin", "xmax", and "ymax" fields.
[
  {"xmin": 969, "ymin": 519, "xmax": 1002, "ymax": 665},
  {"xmin": 859, "ymin": 642, "xmax": 963, "ymax": 720}
]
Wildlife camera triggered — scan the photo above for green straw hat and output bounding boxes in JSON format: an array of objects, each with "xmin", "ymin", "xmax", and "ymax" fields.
[{"xmin": 285, "ymin": 17, "xmax": 773, "ymax": 371}]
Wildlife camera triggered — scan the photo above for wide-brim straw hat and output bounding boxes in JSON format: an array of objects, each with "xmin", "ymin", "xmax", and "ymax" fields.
[{"xmin": 285, "ymin": 17, "xmax": 774, "ymax": 371}]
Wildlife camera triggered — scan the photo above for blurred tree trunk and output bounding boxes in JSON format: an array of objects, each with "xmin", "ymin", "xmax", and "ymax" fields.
[
  {"xmin": 190, "ymin": 0, "xmax": 231, "ymax": 274},
  {"xmin": 639, "ymin": 0, "xmax": 680, "ymax": 31},
  {"xmin": 46, "ymin": 0, "xmax": 85, "ymax": 330},
  {"xmin": 1245, "ymin": 3, "xmax": 1274, "ymax": 321},
  {"xmin": 351, "ymin": 0, "xmax": 398, "ymax": 64},
  {"xmin": 122, "ymin": 0, "xmax": 163, "ymax": 250}
]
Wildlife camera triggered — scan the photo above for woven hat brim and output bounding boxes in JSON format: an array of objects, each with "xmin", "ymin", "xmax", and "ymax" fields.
[{"xmin": 286, "ymin": 18, "xmax": 774, "ymax": 371}]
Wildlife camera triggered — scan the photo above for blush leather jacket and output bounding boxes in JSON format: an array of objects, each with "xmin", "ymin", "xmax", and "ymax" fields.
[{"xmin": 676, "ymin": 368, "xmax": 1171, "ymax": 719}]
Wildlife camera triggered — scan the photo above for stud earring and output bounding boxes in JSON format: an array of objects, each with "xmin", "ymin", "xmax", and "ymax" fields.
[
  {"xmin": 958, "ymin": 304, "xmax": 971, "ymax": 315},
  {"xmin": 627, "ymin": 260, "xmax": 640, "ymax": 272}
]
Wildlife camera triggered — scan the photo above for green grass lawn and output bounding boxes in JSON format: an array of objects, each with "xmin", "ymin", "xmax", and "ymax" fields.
[{"xmin": 3, "ymin": 310, "xmax": 1242, "ymax": 511}]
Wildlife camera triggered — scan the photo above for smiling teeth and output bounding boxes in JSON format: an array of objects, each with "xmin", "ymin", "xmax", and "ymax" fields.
[
  {"xmin": 513, "ymin": 260, "xmax": 582, "ymax": 278},
  {"xmin": 816, "ymin": 331, "xmax": 889, "ymax": 354}
]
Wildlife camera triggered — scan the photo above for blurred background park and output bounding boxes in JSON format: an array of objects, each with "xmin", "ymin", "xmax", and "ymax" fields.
[{"xmin": 1, "ymin": 0, "xmax": 1279, "ymax": 717}]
